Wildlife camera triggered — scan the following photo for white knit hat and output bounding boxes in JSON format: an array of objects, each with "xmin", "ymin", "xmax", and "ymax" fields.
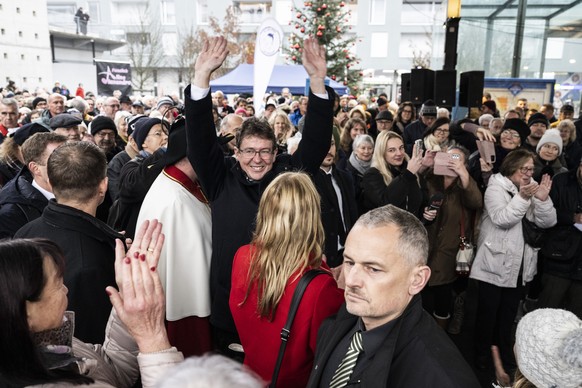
[
  {"xmin": 536, "ymin": 128, "xmax": 563, "ymax": 156},
  {"xmin": 515, "ymin": 308, "xmax": 582, "ymax": 388}
]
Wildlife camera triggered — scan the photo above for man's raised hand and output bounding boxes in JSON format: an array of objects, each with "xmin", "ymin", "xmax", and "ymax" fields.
[
  {"xmin": 302, "ymin": 37, "xmax": 327, "ymax": 94},
  {"xmin": 193, "ymin": 36, "xmax": 229, "ymax": 88}
]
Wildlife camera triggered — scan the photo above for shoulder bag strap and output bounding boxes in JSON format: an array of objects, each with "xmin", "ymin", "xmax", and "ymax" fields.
[
  {"xmin": 270, "ymin": 268, "xmax": 328, "ymax": 388},
  {"xmin": 460, "ymin": 207, "xmax": 466, "ymax": 241}
]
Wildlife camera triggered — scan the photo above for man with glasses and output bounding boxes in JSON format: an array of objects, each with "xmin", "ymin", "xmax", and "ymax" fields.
[
  {"xmin": 375, "ymin": 110, "xmax": 394, "ymax": 133},
  {"xmin": 185, "ymin": 36, "xmax": 334, "ymax": 359},
  {"xmin": 89, "ymin": 116, "xmax": 122, "ymax": 161},
  {"xmin": 101, "ymin": 97, "xmax": 120, "ymax": 120}
]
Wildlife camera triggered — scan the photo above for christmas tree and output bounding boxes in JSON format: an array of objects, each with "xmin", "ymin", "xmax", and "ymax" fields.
[{"xmin": 286, "ymin": 1, "xmax": 362, "ymax": 93}]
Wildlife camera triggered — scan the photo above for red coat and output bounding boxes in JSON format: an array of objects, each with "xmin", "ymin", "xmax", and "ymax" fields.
[{"xmin": 230, "ymin": 244, "xmax": 344, "ymax": 387}]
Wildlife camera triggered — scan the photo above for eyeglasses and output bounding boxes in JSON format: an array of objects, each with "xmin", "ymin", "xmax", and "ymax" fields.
[
  {"xmin": 434, "ymin": 128, "xmax": 449, "ymax": 135},
  {"xmin": 501, "ymin": 130, "xmax": 521, "ymax": 138},
  {"xmin": 106, "ymin": 104, "xmax": 120, "ymax": 108},
  {"xmin": 239, "ymin": 148, "xmax": 274, "ymax": 159},
  {"xmin": 519, "ymin": 166, "xmax": 535, "ymax": 174},
  {"xmin": 402, "ymin": 109, "xmax": 413, "ymax": 114}
]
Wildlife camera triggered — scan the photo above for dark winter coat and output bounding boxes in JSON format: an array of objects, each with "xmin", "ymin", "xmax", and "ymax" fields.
[
  {"xmin": 15, "ymin": 200, "xmax": 124, "ymax": 344},
  {"xmin": 185, "ymin": 85, "xmax": 334, "ymax": 335},
  {"xmin": 0, "ymin": 167, "xmax": 47, "ymax": 238},
  {"xmin": 402, "ymin": 119, "xmax": 428, "ymax": 156},
  {"xmin": 306, "ymin": 295, "xmax": 480, "ymax": 388}
]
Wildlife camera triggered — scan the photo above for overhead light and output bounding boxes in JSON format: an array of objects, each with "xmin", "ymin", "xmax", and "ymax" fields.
[
  {"xmin": 523, "ymin": 66, "xmax": 529, "ymax": 70},
  {"xmin": 569, "ymin": 59, "xmax": 576, "ymax": 64}
]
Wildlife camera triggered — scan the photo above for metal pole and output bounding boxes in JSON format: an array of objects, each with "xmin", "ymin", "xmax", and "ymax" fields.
[
  {"xmin": 483, "ymin": 18, "xmax": 493, "ymax": 75},
  {"xmin": 539, "ymin": 18, "xmax": 550, "ymax": 77},
  {"xmin": 511, "ymin": 0, "xmax": 528, "ymax": 78},
  {"xmin": 443, "ymin": 17, "xmax": 461, "ymax": 71}
]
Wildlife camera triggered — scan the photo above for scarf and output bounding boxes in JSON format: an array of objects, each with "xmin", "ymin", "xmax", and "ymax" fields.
[
  {"xmin": 349, "ymin": 152, "xmax": 372, "ymax": 176},
  {"xmin": 33, "ymin": 311, "xmax": 81, "ymax": 371}
]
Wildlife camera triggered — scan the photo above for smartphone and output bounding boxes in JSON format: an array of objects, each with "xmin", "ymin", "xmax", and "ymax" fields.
[{"xmin": 414, "ymin": 139, "xmax": 423, "ymax": 157}]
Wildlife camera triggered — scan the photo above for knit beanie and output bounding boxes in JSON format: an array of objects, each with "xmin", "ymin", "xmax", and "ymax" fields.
[
  {"xmin": 502, "ymin": 118, "xmax": 530, "ymax": 143},
  {"xmin": 528, "ymin": 112, "xmax": 549, "ymax": 128},
  {"xmin": 89, "ymin": 116, "xmax": 116, "ymax": 136},
  {"xmin": 515, "ymin": 308, "xmax": 582, "ymax": 388},
  {"xmin": 132, "ymin": 117, "xmax": 168, "ymax": 151},
  {"xmin": 536, "ymin": 128, "xmax": 563, "ymax": 155},
  {"xmin": 420, "ymin": 100, "xmax": 437, "ymax": 117}
]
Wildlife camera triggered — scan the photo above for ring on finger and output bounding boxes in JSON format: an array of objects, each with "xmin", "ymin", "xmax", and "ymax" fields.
[{"xmin": 147, "ymin": 247, "xmax": 155, "ymax": 252}]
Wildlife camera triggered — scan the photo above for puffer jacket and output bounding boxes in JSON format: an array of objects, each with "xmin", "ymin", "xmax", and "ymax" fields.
[{"xmin": 470, "ymin": 173, "xmax": 557, "ymax": 287}]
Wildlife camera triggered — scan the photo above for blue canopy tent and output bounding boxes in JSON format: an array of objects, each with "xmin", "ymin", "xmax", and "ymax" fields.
[{"xmin": 209, "ymin": 64, "xmax": 348, "ymax": 95}]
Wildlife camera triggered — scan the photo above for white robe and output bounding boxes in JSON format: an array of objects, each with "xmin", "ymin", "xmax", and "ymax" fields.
[{"xmin": 137, "ymin": 171, "xmax": 212, "ymax": 321}]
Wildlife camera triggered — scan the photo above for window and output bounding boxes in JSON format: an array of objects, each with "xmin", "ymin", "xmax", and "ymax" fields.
[
  {"xmin": 37, "ymin": 55, "xmax": 40, "ymax": 61},
  {"xmin": 401, "ymin": 2, "xmax": 440, "ymax": 25},
  {"xmin": 161, "ymin": 1, "xmax": 176, "ymax": 25},
  {"xmin": 233, "ymin": 1, "xmax": 271, "ymax": 24},
  {"xmin": 126, "ymin": 32, "xmax": 150, "ymax": 45},
  {"xmin": 21, "ymin": 54, "xmax": 24, "ymax": 60},
  {"xmin": 369, "ymin": 0, "xmax": 386, "ymax": 25},
  {"xmin": 275, "ymin": 0, "xmax": 292, "ymax": 26},
  {"xmin": 18, "ymin": 31, "xmax": 22, "ymax": 37},
  {"xmin": 23, "ymin": 77, "xmax": 27, "ymax": 83},
  {"xmin": 39, "ymin": 77, "xmax": 43, "ymax": 83},
  {"xmin": 196, "ymin": 0, "xmax": 208, "ymax": 24},
  {"xmin": 370, "ymin": 33, "xmax": 388, "ymax": 57},
  {"xmin": 33, "ymin": 10, "xmax": 36, "ymax": 16},
  {"xmin": 0, "ymin": 29, "xmax": 4, "ymax": 35},
  {"xmin": 162, "ymin": 32, "xmax": 177, "ymax": 55},
  {"xmin": 111, "ymin": 2, "xmax": 147, "ymax": 25},
  {"xmin": 88, "ymin": 2, "xmax": 100, "ymax": 23},
  {"xmin": 16, "ymin": 7, "xmax": 20, "ymax": 13},
  {"xmin": 35, "ymin": 33, "xmax": 38, "ymax": 39},
  {"xmin": 46, "ymin": 4, "xmax": 76, "ymax": 25},
  {"xmin": 3, "ymin": 53, "xmax": 7, "ymax": 59}
]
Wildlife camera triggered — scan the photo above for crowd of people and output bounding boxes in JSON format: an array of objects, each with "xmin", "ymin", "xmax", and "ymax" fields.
[{"xmin": 0, "ymin": 36, "xmax": 581, "ymax": 387}]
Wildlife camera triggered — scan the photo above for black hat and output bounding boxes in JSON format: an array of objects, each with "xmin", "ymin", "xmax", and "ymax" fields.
[
  {"xmin": 503, "ymin": 118, "xmax": 531, "ymax": 142},
  {"xmin": 126, "ymin": 115, "xmax": 146, "ymax": 138},
  {"xmin": 49, "ymin": 113, "xmax": 82, "ymax": 130},
  {"xmin": 132, "ymin": 100, "xmax": 145, "ymax": 107},
  {"xmin": 11, "ymin": 122, "xmax": 49, "ymax": 146},
  {"xmin": 375, "ymin": 110, "xmax": 394, "ymax": 121},
  {"xmin": 31, "ymin": 97, "xmax": 47, "ymax": 109},
  {"xmin": 376, "ymin": 97, "xmax": 388, "ymax": 107},
  {"xmin": 89, "ymin": 115, "xmax": 116, "ymax": 136},
  {"xmin": 528, "ymin": 112, "xmax": 549, "ymax": 128},
  {"xmin": 163, "ymin": 118, "xmax": 186, "ymax": 166},
  {"xmin": 132, "ymin": 118, "xmax": 169, "ymax": 151},
  {"xmin": 119, "ymin": 95, "xmax": 132, "ymax": 104},
  {"xmin": 420, "ymin": 100, "xmax": 437, "ymax": 117},
  {"xmin": 561, "ymin": 104, "xmax": 574, "ymax": 113}
]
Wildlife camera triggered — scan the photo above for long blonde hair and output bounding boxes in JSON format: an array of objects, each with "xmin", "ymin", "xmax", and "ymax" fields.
[
  {"xmin": 370, "ymin": 130, "xmax": 409, "ymax": 186},
  {"xmin": 242, "ymin": 172, "xmax": 325, "ymax": 319}
]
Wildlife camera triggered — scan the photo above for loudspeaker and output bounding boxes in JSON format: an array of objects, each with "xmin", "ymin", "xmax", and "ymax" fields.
[
  {"xmin": 410, "ymin": 69, "xmax": 435, "ymax": 105},
  {"xmin": 434, "ymin": 70, "xmax": 456, "ymax": 107},
  {"xmin": 400, "ymin": 73, "xmax": 411, "ymax": 102},
  {"xmin": 459, "ymin": 71, "xmax": 485, "ymax": 108}
]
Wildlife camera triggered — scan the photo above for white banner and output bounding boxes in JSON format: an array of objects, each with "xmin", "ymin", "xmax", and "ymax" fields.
[{"xmin": 253, "ymin": 18, "xmax": 283, "ymax": 117}]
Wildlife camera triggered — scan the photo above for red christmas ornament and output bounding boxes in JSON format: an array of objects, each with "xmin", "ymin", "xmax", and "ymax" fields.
[
  {"xmin": 359, "ymin": 71, "xmax": 364, "ymax": 76},
  {"xmin": 295, "ymin": 24, "xmax": 300, "ymax": 29},
  {"xmin": 296, "ymin": 12, "xmax": 302, "ymax": 18},
  {"xmin": 292, "ymin": 55, "xmax": 297, "ymax": 60},
  {"xmin": 322, "ymin": 4, "xmax": 327, "ymax": 9},
  {"xmin": 340, "ymin": 1, "xmax": 345, "ymax": 7},
  {"xmin": 316, "ymin": 31, "xmax": 323, "ymax": 36},
  {"xmin": 336, "ymin": 26, "xmax": 341, "ymax": 32},
  {"xmin": 317, "ymin": 7, "xmax": 321, "ymax": 11},
  {"xmin": 303, "ymin": 17, "xmax": 307, "ymax": 22},
  {"xmin": 346, "ymin": 64, "xmax": 350, "ymax": 68},
  {"xmin": 300, "ymin": 27, "xmax": 305, "ymax": 33}
]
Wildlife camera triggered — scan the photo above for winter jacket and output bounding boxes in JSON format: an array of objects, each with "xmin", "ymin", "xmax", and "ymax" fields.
[
  {"xmin": 16, "ymin": 200, "xmax": 125, "ymax": 344},
  {"xmin": 306, "ymin": 295, "xmax": 480, "ymax": 388},
  {"xmin": 425, "ymin": 173, "xmax": 483, "ymax": 286},
  {"xmin": 470, "ymin": 173, "xmax": 557, "ymax": 287},
  {"xmin": 0, "ymin": 167, "xmax": 47, "ymax": 238},
  {"xmin": 185, "ymin": 85, "xmax": 334, "ymax": 335}
]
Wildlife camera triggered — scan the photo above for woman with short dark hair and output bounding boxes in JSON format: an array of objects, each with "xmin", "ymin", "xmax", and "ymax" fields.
[{"xmin": 0, "ymin": 220, "xmax": 184, "ymax": 387}]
